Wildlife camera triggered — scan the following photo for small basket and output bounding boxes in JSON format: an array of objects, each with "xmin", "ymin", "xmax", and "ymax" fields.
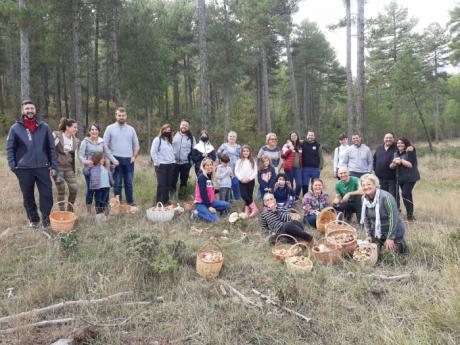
[
  {"xmin": 50, "ymin": 201, "xmax": 77, "ymax": 233},
  {"xmin": 146, "ymin": 202, "xmax": 175, "ymax": 222},
  {"xmin": 285, "ymin": 243, "xmax": 313, "ymax": 274},
  {"xmin": 272, "ymin": 234, "xmax": 301, "ymax": 260},
  {"xmin": 312, "ymin": 238, "xmax": 342, "ymax": 265},
  {"xmin": 289, "ymin": 209, "xmax": 302, "ymax": 222},
  {"xmin": 196, "ymin": 241, "xmax": 224, "ymax": 278},
  {"xmin": 316, "ymin": 207, "xmax": 337, "ymax": 233},
  {"xmin": 353, "ymin": 243, "xmax": 378, "ymax": 266},
  {"xmin": 325, "ymin": 221, "xmax": 358, "ymax": 254}
]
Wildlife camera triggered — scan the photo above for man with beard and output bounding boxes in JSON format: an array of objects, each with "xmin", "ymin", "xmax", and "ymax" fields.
[
  {"xmin": 6, "ymin": 100, "xmax": 57, "ymax": 228},
  {"xmin": 171, "ymin": 119, "xmax": 195, "ymax": 199},
  {"xmin": 301, "ymin": 130, "xmax": 323, "ymax": 196},
  {"xmin": 373, "ymin": 132, "xmax": 397, "ymax": 198},
  {"xmin": 341, "ymin": 132, "xmax": 373, "ymax": 178},
  {"xmin": 103, "ymin": 107, "xmax": 140, "ymax": 205}
]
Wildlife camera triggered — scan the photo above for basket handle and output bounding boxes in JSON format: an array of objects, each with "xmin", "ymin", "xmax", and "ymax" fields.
[
  {"xmin": 325, "ymin": 220, "xmax": 355, "ymax": 234},
  {"xmin": 52, "ymin": 200, "xmax": 75, "ymax": 212},
  {"xmin": 155, "ymin": 202, "xmax": 165, "ymax": 210},
  {"xmin": 275, "ymin": 233, "xmax": 298, "ymax": 246},
  {"xmin": 321, "ymin": 206, "xmax": 337, "ymax": 214},
  {"xmin": 198, "ymin": 240, "xmax": 223, "ymax": 254},
  {"xmin": 288, "ymin": 242, "xmax": 311, "ymax": 259}
]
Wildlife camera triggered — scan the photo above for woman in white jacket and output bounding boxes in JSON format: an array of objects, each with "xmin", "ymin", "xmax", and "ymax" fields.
[{"xmin": 235, "ymin": 145, "xmax": 258, "ymax": 218}]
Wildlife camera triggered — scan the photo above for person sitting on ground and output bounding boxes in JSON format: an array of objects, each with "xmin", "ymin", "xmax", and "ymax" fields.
[
  {"xmin": 302, "ymin": 178, "xmax": 330, "ymax": 228},
  {"xmin": 216, "ymin": 153, "xmax": 233, "ymax": 202},
  {"xmin": 257, "ymin": 155, "xmax": 276, "ymax": 199},
  {"xmin": 260, "ymin": 193, "xmax": 314, "ymax": 244},
  {"xmin": 273, "ymin": 173, "xmax": 295, "ymax": 209},
  {"xmin": 193, "ymin": 158, "xmax": 230, "ymax": 222},
  {"xmin": 333, "ymin": 166, "xmax": 363, "ymax": 222},
  {"xmin": 360, "ymin": 173, "xmax": 408, "ymax": 254},
  {"xmin": 84, "ymin": 152, "xmax": 114, "ymax": 216}
]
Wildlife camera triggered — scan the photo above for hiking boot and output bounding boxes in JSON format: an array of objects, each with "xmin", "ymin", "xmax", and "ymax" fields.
[
  {"xmin": 42, "ymin": 217, "xmax": 50, "ymax": 229},
  {"xmin": 407, "ymin": 215, "xmax": 416, "ymax": 222},
  {"xmin": 28, "ymin": 221, "xmax": 41, "ymax": 229}
]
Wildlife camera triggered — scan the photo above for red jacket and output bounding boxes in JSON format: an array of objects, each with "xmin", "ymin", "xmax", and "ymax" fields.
[{"xmin": 281, "ymin": 141, "xmax": 303, "ymax": 171}]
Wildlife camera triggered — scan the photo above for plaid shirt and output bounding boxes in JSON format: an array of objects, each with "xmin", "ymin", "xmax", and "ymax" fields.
[{"xmin": 302, "ymin": 191, "xmax": 330, "ymax": 215}]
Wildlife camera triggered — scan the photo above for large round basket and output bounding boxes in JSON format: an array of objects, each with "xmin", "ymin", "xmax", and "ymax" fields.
[
  {"xmin": 312, "ymin": 238, "xmax": 342, "ymax": 265},
  {"xmin": 316, "ymin": 207, "xmax": 337, "ymax": 233},
  {"xmin": 325, "ymin": 220, "xmax": 358, "ymax": 237},
  {"xmin": 289, "ymin": 209, "xmax": 302, "ymax": 222},
  {"xmin": 353, "ymin": 243, "xmax": 378, "ymax": 266},
  {"xmin": 146, "ymin": 202, "xmax": 175, "ymax": 222},
  {"xmin": 325, "ymin": 221, "xmax": 358, "ymax": 255},
  {"xmin": 272, "ymin": 234, "xmax": 301, "ymax": 261},
  {"xmin": 285, "ymin": 243, "xmax": 313, "ymax": 274},
  {"xmin": 50, "ymin": 201, "xmax": 77, "ymax": 233},
  {"xmin": 196, "ymin": 241, "xmax": 224, "ymax": 279}
]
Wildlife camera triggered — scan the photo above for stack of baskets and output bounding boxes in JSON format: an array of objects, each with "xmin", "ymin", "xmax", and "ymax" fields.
[
  {"xmin": 146, "ymin": 202, "xmax": 175, "ymax": 222},
  {"xmin": 50, "ymin": 201, "xmax": 77, "ymax": 233},
  {"xmin": 196, "ymin": 241, "xmax": 224, "ymax": 278}
]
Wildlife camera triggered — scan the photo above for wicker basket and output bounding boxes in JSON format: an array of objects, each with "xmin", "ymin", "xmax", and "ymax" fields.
[
  {"xmin": 316, "ymin": 207, "xmax": 337, "ymax": 233},
  {"xmin": 285, "ymin": 243, "xmax": 313, "ymax": 274},
  {"xmin": 353, "ymin": 243, "xmax": 378, "ymax": 266},
  {"xmin": 325, "ymin": 221, "xmax": 358, "ymax": 255},
  {"xmin": 272, "ymin": 234, "xmax": 301, "ymax": 260},
  {"xmin": 196, "ymin": 241, "xmax": 224, "ymax": 278},
  {"xmin": 146, "ymin": 202, "xmax": 175, "ymax": 222},
  {"xmin": 312, "ymin": 238, "xmax": 342, "ymax": 265},
  {"xmin": 50, "ymin": 201, "xmax": 77, "ymax": 233},
  {"xmin": 289, "ymin": 209, "xmax": 302, "ymax": 222},
  {"xmin": 325, "ymin": 220, "xmax": 358, "ymax": 237}
]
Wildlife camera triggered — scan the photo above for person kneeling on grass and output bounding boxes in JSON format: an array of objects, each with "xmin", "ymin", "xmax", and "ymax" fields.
[
  {"xmin": 260, "ymin": 193, "xmax": 314, "ymax": 245},
  {"xmin": 302, "ymin": 178, "xmax": 330, "ymax": 228},
  {"xmin": 360, "ymin": 173, "xmax": 408, "ymax": 254},
  {"xmin": 193, "ymin": 158, "xmax": 230, "ymax": 222},
  {"xmin": 84, "ymin": 152, "xmax": 114, "ymax": 215}
]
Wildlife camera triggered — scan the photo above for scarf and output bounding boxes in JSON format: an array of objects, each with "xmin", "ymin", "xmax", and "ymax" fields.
[
  {"xmin": 194, "ymin": 141, "xmax": 215, "ymax": 154},
  {"xmin": 23, "ymin": 116, "xmax": 37, "ymax": 134},
  {"xmin": 360, "ymin": 188, "xmax": 382, "ymax": 239}
]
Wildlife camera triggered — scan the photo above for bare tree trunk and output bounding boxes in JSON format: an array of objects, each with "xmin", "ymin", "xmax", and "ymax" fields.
[
  {"xmin": 356, "ymin": 0, "xmax": 365, "ymax": 135},
  {"xmin": 173, "ymin": 63, "xmax": 180, "ymax": 117},
  {"xmin": 183, "ymin": 56, "xmax": 190, "ymax": 114},
  {"xmin": 285, "ymin": 29, "xmax": 300, "ymax": 131},
  {"xmin": 186, "ymin": 55, "xmax": 194, "ymax": 111},
  {"xmin": 165, "ymin": 88, "xmax": 169, "ymax": 120},
  {"xmin": 261, "ymin": 46, "xmax": 271, "ymax": 133},
  {"xmin": 109, "ymin": 4, "xmax": 121, "ymax": 105},
  {"xmin": 105, "ymin": 45, "xmax": 110, "ymax": 117},
  {"xmin": 41, "ymin": 65, "xmax": 49, "ymax": 118},
  {"xmin": 223, "ymin": 86, "xmax": 230, "ymax": 142},
  {"xmin": 434, "ymin": 49, "xmax": 440, "ymax": 144},
  {"xmin": 146, "ymin": 105, "xmax": 152, "ymax": 152},
  {"xmin": 19, "ymin": 0, "xmax": 30, "ymax": 101},
  {"xmin": 197, "ymin": 0, "xmax": 209, "ymax": 129},
  {"xmin": 345, "ymin": 0, "xmax": 353, "ymax": 138},
  {"xmin": 303, "ymin": 66, "xmax": 308, "ymax": 128},
  {"xmin": 62, "ymin": 63, "xmax": 69, "ymax": 118},
  {"xmin": 72, "ymin": 0, "xmax": 83, "ymax": 127},
  {"xmin": 409, "ymin": 87, "xmax": 433, "ymax": 151},
  {"xmin": 94, "ymin": 2, "xmax": 100, "ymax": 123},
  {"xmin": 55, "ymin": 61, "xmax": 62, "ymax": 117}
]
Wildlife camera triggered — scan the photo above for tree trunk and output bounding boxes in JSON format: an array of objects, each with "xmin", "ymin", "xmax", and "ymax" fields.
[
  {"xmin": 197, "ymin": 0, "xmax": 209, "ymax": 129},
  {"xmin": 165, "ymin": 88, "xmax": 169, "ymax": 120},
  {"xmin": 285, "ymin": 29, "xmax": 300, "ymax": 132},
  {"xmin": 183, "ymin": 56, "xmax": 190, "ymax": 114},
  {"xmin": 146, "ymin": 105, "xmax": 152, "ymax": 152},
  {"xmin": 303, "ymin": 66, "xmax": 308, "ymax": 128},
  {"xmin": 186, "ymin": 55, "xmax": 194, "ymax": 111},
  {"xmin": 19, "ymin": 0, "xmax": 30, "ymax": 101},
  {"xmin": 109, "ymin": 4, "xmax": 121, "ymax": 105},
  {"xmin": 41, "ymin": 65, "xmax": 49, "ymax": 118},
  {"xmin": 94, "ymin": 2, "xmax": 100, "ymax": 123},
  {"xmin": 62, "ymin": 63, "xmax": 69, "ymax": 118},
  {"xmin": 55, "ymin": 61, "xmax": 62, "ymax": 117},
  {"xmin": 105, "ymin": 45, "xmax": 110, "ymax": 117},
  {"xmin": 72, "ymin": 0, "xmax": 83, "ymax": 128},
  {"xmin": 173, "ymin": 62, "xmax": 180, "ymax": 117},
  {"xmin": 345, "ymin": 0, "xmax": 353, "ymax": 138},
  {"xmin": 355, "ymin": 0, "xmax": 365, "ymax": 136},
  {"xmin": 261, "ymin": 46, "xmax": 271, "ymax": 133},
  {"xmin": 434, "ymin": 49, "xmax": 440, "ymax": 144},
  {"xmin": 223, "ymin": 86, "xmax": 230, "ymax": 142},
  {"xmin": 256, "ymin": 64, "xmax": 262, "ymax": 131},
  {"xmin": 409, "ymin": 87, "xmax": 433, "ymax": 152}
]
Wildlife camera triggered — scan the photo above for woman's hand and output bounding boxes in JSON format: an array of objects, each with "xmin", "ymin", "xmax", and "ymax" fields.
[
  {"xmin": 384, "ymin": 239, "xmax": 395, "ymax": 251},
  {"xmin": 209, "ymin": 207, "xmax": 216, "ymax": 214},
  {"xmin": 269, "ymin": 203, "xmax": 277, "ymax": 212}
]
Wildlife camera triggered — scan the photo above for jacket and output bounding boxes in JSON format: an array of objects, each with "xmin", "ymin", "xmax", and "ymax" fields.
[
  {"xmin": 53, "ymin": 131, "xmax": 80, "ymax": 172},
  {"xmin": 281, "ymin": 141, "xmax": 303, "ymax": 171},
  {"xmin": 172, "ymin": 132, "xmax": 196, "ymax": 164},
  {"xmin": 373, "ymin": 144, "xmax": 396, "ymax": 180},
  {"xmin": 191, "ymin": 141, "xmax": 217, "ymax": 168},
  {"xmin": 79, "ymin": 137, "xmax": 117, "ymax": 164},
  {"xmin": 195, "ymin": 173, "xmax": 215, "ymax": 206},
  {"xmin": 85, "ymin": 165, "xmax": 114, "ymax": 190},
  {"xmin": 301, "ymin": 140, "xmax": 323, "ymax": 169},
  {"xmin": 394, "ymin": 150, "xmax": 420, "ymax": 183},
  {"xmin": 258, "ymin": 166, "xmax": 276, "ymax": 195},
  {"xmin": 260, "ymin": 206, "xmax": 292, "ymax": 235},
  {"xmin": 6, "ymin": 118, "xmax": 57, "ymax": 171}
]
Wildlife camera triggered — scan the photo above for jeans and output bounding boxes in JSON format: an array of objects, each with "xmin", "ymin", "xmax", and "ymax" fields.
[
  {"xmin": 398, "ymin": 181, "xmax": 416, "ymax": 217},
  {"xmin": 94, "ymin": 187, "xmax": 110, "ymax": 214},
  {"xmin": 84, "ymin": 173, "xmax": 94, "ymax": 205},
  {"xmin": 15, "ymin": 168, "xmax": 53, "ymax": 223},
  {"xmin": 155, "ymin": 163, "xmax": 175, "ymax": 204},
  {"xmin": 301, "ymin": 167, "xmax": 320, "ymax": 191},
  {"xmin": 172, "ymin": 162, "xmax": 192, "ymax": 191},
  {"xmin": 380, "ymin": 178, "xmax": 397, "ymax": 199},
  {"xmin": 195, "ymin": 200, "xmax": 230, "ymax": 222},
  {"xmin": 304, "ymin": 214, "xmax": 317, "ymax": 228},
  {"xmin": 231, "ymin": 176, "xmax": 241, "ymax": 200},
  {"xmin": 285, "ymin": 167, "xmax": 302, "ymax": 197},
  {"xmin": 239, "ymin": 180, "xmax": 255, "ymax": 206},
  {"xmin": 220, "ymin": 187, "xmax": 231, "ymax": 202},
  {"xmin": 113, "ymin": 156, "xmax": 134, "ymax": 204}
]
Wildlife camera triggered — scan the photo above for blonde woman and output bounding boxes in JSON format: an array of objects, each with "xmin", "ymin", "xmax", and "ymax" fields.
[{"xmin": 257, "ymin": 132, "xmax": 281, "ymax": 173}]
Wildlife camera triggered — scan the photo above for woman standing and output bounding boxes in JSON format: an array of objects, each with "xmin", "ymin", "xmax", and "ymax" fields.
[
  {"xmin": 390, "ymin": 138, "xmax": 420, "ymax": 221},
  {"xmin": 257, "ymin": 132, "xmax": 281, "ymax": 173},
  {"xmin": 53, "ymin": 118, "xmax": 80, "ymax": 209},
  {"xmin": 281, "ymin": 131, "xmax": 303, "ymax": 198},
  {"xmin": 151, "ymin": 124, "xmax": 175, "ymax": 204},
  {"xmin": 333, "ymin": 133, "xmax": 349, "ymax": 179},
  {"xmin": 79, "ymin": 123, "xmax": 118, "ymax": 212},
  {"xmin": 235, "ymin": 145, "xmax": 258, "ymax": 218},
  {"xmin": 302, "ymin": 178, "xmax": 330, "ymax": 228},
  {"xmin": 191, "ymin": 130, "xmax": 217, "ymax": 176},
  {"xmin": 217, "ymin": 131, "xmax": 242, "ymax": 200},
  {"xmin": 360, "ymin": 174, "xmax": 408, "ymax": 253}
]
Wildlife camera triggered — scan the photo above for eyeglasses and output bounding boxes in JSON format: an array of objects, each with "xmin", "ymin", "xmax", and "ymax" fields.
[{"xmin": 269, "ymin": 138, "xmax": 277, "ymax": 141}]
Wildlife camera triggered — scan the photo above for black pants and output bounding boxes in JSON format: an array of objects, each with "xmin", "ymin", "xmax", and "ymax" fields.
[
  {"xmin": 380, "ymin": 178, "xmax": 397, "ymax": 199},
  {"xmin": 172, "ymin": 162, "xmax": 192, "ymax": 191},
  {"xmin": 239, "ymin": 180, "xmax": 255, "ymax": 206},
  {"xmin": 398, "ymin": 181, "xmax": 416, "ymax": 217},
  {"xmin": 280, "ymin": 221, "xmax": 313, "ymax": 242},
  {"xmin": 349, "ymin": 171, "xmax": 367, "ymax": 178},
  {"xmin": 155, "ymin": 163, "xmax": 175, "ymax": 204},
  {"xmin": 334, "ymin": 197, "xmax": 362, "ymax": 222},
  {"xmin": 94, "ymin": 187, "xmax": 110, "ymax": 214},
  {"xmin": 15, "ymin": 168, "xmax": 53, "ymax": 223}
]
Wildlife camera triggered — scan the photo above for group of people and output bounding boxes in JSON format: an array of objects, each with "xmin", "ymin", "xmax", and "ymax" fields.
[{"xmin": 7, "ymin": 100, "xmax": 418, "ymax": 253}]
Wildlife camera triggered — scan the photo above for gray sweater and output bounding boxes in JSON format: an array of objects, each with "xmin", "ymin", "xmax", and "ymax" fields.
[
  {"xmin": 150, "ymin": 137, "xmax": 175, "ymax": 166},
  {"xmin": 172, "ymin": 132, "xmax": 196, "ymax": 164},
  {"xmin": 103, "ymin": 123, "xmax": 140, "ymax": 158},
  {"xmin": 341, "ymin": 144, "xmax": 373, "ymax": 173},
  {"xmin": 79, "ymin": 137, "xmax": 117, "ymax": 164}
]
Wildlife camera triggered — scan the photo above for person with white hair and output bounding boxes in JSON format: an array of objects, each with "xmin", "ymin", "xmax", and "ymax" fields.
[
  {"xmin": 360, "ymin": 173, "xmax": 408, "ymax": 253},
  {"xmin": 217, "ymin": 131, "xmax": 242, "ymax": 200}
]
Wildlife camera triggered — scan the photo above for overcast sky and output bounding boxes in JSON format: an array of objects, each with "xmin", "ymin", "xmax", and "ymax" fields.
[{"xmin": 293, "ymin": 0, "xmax": 458, "ymax": 69}]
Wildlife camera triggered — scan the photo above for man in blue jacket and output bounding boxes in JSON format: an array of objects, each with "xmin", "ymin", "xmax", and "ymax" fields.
[{"xmin": 6, "ymin": 100, "xmax": 57, "ymax": 228}]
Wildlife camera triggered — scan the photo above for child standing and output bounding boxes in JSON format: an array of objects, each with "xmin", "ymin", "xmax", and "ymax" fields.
[
  {"xmin": 257, "ymin": 155, "xmax": 276, "ymax": 199},
  {"xmin": 85, "ymin": 152, "xmax": 113, "ymax": 215},
  {"xmin": 216, "ymin": 153, "xmax": 233, "ymax": 202},
  {"xmin": 235, "ymin": 145, "xmax": 259, "ymax": 218},
  {"xmin": 273, "ymin": 173, "xmax": 296, "ymax": 209}
]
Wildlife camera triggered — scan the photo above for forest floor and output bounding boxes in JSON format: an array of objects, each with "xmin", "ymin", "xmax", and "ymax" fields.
[{"xmin": 0, "ymin": 140, "xmax": 459, "ymax": 345}]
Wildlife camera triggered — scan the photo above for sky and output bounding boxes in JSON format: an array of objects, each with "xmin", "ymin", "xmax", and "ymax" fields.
[{"xmin": 293, "ymin": 0, "xmax": 458, "ymax": 69}]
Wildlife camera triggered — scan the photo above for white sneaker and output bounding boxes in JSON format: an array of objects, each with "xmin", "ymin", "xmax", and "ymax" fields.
[{"xmin": 190, "ymin": 210, "xmax": 198, "ymax": 221}]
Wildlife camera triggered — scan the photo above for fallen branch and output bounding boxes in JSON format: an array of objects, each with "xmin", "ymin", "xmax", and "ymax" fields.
[
  {"xmin": 0, "ymin": 291, "xmax": 133, "ymax": 324},
  {"xmin": 251, "ymin": 289, "xmax": 311, "ymax": 323},
  {"xmin": 219, "ymin": 280, "xmax": 262, "ymax": 309},
  {"xmin": 367, "ymin": 273, "xmax": 414, "ymax": 282},
  {"xmin": 0, "ymin": 317, "xmax": 75, "ymax": 335}
]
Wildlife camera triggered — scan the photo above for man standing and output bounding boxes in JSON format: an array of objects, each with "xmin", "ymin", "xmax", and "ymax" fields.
[
  {"xmin": 301, "ymin": 130, "xmax": 323, "ymax": 195},
  {"xmin": 6, "ymin": 100, "xmax": 57, "ymax": 228},
  {"xmin": 172, "ymin": 119, "xmax": 195, "ymax": 199},
  {"xmin": 333, "ymin": 167, "xmax": 363, "ymax": 222},
  {"xmin": 341, "ymin": 132, "xmax": 373, "ymax": 178},
  {"xmin": 103, "ymin": 107, "xmax": 140, "ymax": 205},
  {"xmin": 373, "ymin": 132, "xmax": 397, "ymax": 198}
]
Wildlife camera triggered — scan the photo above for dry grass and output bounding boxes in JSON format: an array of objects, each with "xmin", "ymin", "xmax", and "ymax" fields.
[{"xmin": 0, "ymin": 140, "xmax": 459, "ymax": 345}]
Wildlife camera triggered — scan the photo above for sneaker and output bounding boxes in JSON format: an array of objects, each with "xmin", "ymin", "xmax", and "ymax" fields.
[
  {"xmin": 28, "ymin": 221, "xmax": 41, "ymax": 229},
  {"xmin": 190, "ymin": 210, "xmax": 198, "ymax": 221},
  {"xmin": 42, "ymin": 217, "xmax": 51, "ymax": 229}
]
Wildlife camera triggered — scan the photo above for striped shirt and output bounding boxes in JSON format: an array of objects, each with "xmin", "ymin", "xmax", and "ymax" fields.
[{"xmin": 260, "ymin": 206, "xmax": 292, "ymax": 235}]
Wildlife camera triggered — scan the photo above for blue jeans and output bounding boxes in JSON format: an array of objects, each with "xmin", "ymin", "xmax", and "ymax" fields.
[
  {"xmin": 231, "ymin": 176, "xmax": 241, "ymax": 201},
  {"xmin": 195, "ymin": 200, "xmax": 230, "ymax": 222},
  {"xmin": 303, "ymin": 214, "xmax": 317, "ymax": 228},
  {"xmin": 84, "ymin": 173, "xmax": 94, "ymax": 205},
  {"xmin": 113, "ymin": 156, "xmax": 134, "ymax": 204},
  {"xmin": 94, "ymin": 187, "xmax": 110, "ymax": 214},
  {"xmin": 302, "ymin": 167, "xmax": 320, "ymax": 189},
  {"xmin": 285, "ymin": 167, "xmax": 302, "ymax": 197}
]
